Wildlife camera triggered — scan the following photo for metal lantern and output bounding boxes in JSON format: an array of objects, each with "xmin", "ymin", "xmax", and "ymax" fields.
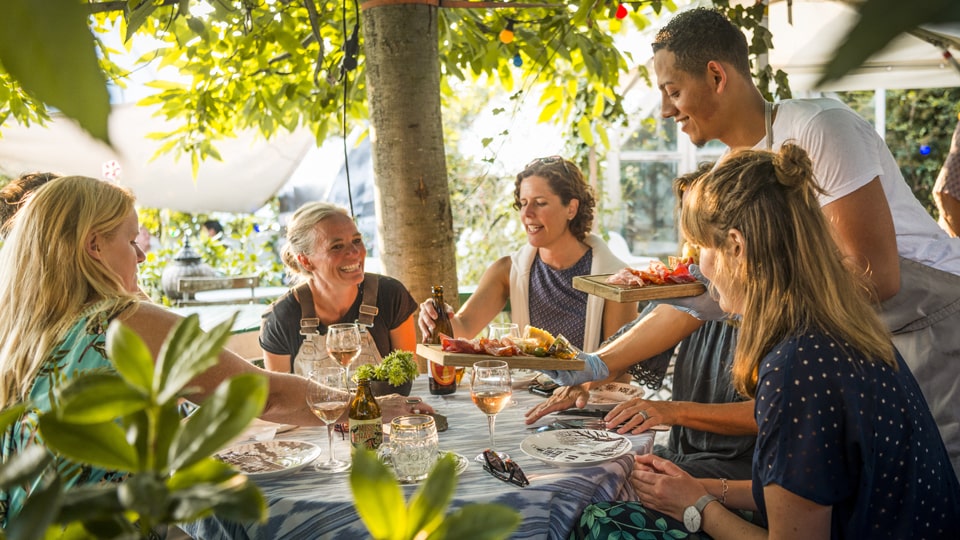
[{"xmin": 161, "ymin": 235, "xmax": 217, "ymax": 301}]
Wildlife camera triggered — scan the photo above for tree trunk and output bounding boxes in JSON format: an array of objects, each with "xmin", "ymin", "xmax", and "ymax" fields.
[{"xmin": 362, "ymin": 3, "xmax": 459, "ymax": 344}]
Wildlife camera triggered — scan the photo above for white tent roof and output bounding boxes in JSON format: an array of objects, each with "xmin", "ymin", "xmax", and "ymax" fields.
[
  {"xmin": 0, "ymin": 104, "xmax": 314, "ymax": 213},
  {"xmin": 765, "ymin": 0, "xmax": 960, "ymax": 91}
]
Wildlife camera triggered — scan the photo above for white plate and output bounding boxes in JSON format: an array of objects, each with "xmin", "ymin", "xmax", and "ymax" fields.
[
  {"xmin": 587, "ymin": 382, "xmax": 645, "ymax": 410},
  {"xmin": 216, "ymin": 440, "xmax": 321, "ymax": 479},
  {"xmin": 380, "ymin": 451, "xmax": 469, "ymax": 484},
  {"xmin": 511, "ymin": 369, "xmax": 539, "ymax": 389},
  {"xmin": 521, "ymin": 429, "xmax": 633, "ymax": 468}
]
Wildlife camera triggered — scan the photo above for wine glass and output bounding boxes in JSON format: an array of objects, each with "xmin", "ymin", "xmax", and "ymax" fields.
[
  {"xmin": 306, "ymin": 366, "xmax": 351, "ymax": 473},
  {"xmin": 487, "ymin": 324, "xmax": 522, "ymax": 406},
  {"xmin": 471, "ymin": 360, "xmax": 512, "ymax": 461},
  {"xmin": 487, "ymin": 323, "xmax": 520, "ymax": 341},
  {"xmin": 327, "ymin": 323, "xmax": 361, "ymax": 368}
]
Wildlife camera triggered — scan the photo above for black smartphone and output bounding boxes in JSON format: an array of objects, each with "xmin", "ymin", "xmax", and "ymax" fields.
[{"xmin": 529, "ymin": 381, "xmax": 560, "ymax": 397}]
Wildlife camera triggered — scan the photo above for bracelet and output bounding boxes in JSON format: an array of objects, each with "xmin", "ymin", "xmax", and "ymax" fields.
[{"xmin": 719, "ymin": 478, "xmax": 728, "ymax": 505}]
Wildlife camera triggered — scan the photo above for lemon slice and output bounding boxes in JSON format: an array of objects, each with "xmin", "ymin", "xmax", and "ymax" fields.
[{"xmin": 522, "ymin": 325, "xmax": 555, "ymax": 349}]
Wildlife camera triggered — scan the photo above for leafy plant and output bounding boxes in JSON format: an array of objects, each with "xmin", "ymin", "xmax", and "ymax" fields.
[
  {"xmin": 0, "ymin": 314, "xmax": 268, "ymax": 538},
  {"xmin": 350, "ymin": 450, "xmax": 520, "ymax": 540},
  {"xmin": 355, "ymin": 350, "xmax": 420, "ymax": 386}
]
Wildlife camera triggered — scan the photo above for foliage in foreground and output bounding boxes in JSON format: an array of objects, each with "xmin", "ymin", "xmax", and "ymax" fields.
[
  {"xmin": 0, "ymin": 314, "xmax": 268, "ymax": 538},
  {"xmin": 351, "ymin": 450, "xmax": 521, "ymax": 540}
]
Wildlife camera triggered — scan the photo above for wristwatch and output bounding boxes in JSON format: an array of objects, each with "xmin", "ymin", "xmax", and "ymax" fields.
[{"xmin": 682, "ymin": 494, "xmax": 718, "ymax": 533}]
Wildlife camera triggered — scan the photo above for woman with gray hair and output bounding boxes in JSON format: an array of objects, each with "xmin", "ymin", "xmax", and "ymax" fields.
[{"xmin": 260, "ymin": 202, "xmax": 417, "ymax": 373}]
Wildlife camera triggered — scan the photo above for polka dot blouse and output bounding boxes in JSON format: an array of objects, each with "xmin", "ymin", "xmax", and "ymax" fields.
[{"xmin": 752, "ymin": 329, "xmax": 960, "ymax": 538}]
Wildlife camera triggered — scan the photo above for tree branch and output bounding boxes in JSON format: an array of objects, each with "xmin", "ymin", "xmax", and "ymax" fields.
[{"xmin": 86, "ymin": 0, "xmax": 181, "ymax": 15}]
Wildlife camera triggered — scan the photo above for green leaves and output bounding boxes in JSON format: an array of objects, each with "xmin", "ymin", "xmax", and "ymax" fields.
[
  {"xmin": 171, "ymin": 373, "xmax": 267, "ymax": 471},
  {"xmin": 0, "ymin": 0, "xmax": 110, "ymax": 143},
  {"xmin": 350, "ymin": 451, "xmax": 520, "ymax": 540},
  {"xmin": 351, "ymin": 449, "xmax": 409, "ymax": 539},
  {"xmin": 2, "ymin": 315, "xmax": 268, "ymax": 537}
]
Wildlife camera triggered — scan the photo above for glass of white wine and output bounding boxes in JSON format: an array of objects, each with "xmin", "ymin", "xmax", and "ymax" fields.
[
  {"xmin": 471, "ymin": 359, "xmax": 512, "ymax": 461},
  {"xmin": 326, "ymin": 323, "xmax": 362, "ymax": 368},
  {"xmin": 306, "ymin": 366, "xmax": 351, "ymax": 473}
]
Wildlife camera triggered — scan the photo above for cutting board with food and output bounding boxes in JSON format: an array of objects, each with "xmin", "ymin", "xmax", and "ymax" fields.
[
  {"xmin": 573, "ymin": 257, "xmax": 705, "ymax": 303},
  {"xmin": 416, "ymin": 325, "xmax": 585, "ymax": 370}
]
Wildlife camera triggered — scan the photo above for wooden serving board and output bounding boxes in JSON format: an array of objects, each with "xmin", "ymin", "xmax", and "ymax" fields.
[
  {"xmin": 572, "ymin": 274, "xmax": 706, "ymax": 303},
  {"xmin": 416, "ymin": 344, "xmax": 585, "ymax": 371}
]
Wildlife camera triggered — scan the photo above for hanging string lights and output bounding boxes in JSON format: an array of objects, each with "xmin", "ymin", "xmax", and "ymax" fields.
[
  {"xmin": 496, "ymin": 2, "xmax": 629, "ymax": 69},
  {"xmin": 499, "ymin": 19, "xmax": 515, "ymax": 44}
]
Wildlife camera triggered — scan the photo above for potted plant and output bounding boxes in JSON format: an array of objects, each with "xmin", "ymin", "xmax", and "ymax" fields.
[{"xmin": 355, "ymin": 350, "xmax": 419, "ymax": 397}]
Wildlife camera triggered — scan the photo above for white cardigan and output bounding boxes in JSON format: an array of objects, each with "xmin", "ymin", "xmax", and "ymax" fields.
[{"xmin": 508, "ymin": 234, "xmax": 626, "ymax": 352}]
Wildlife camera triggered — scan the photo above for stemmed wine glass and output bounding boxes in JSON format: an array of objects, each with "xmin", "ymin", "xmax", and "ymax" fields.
[
  {"xmin": 327, "ymin": 323, "xmax": 362, "ymax": 387},
  {"xmin": 487, "ymin": 323, "xmax": 520, "ymax": 341},
  {"xmin": 471, "ymin": 359, "xmax": 512, "ymax": 461},
  {"xmin": 306, "ymin": 366, "xmax": 351, "ymax": 473},
  {"xmin": 487, "ymin": 324, "xmax": 521, "ymax": 406},
  {"xmin": 326, "ymin": 323, "xmax": 362, "ymax": 368}
]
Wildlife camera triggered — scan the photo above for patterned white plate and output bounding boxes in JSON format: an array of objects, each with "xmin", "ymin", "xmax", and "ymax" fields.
[
  {"xmin": 520, "ymin": 429, "xmax": 633, "ymax": 468},
  {"xmin": 511, "ymin": 369, "xmax": 540, "ymax": 389},
  {"xmin": 216, "ymin": 440, "xmax": 321, "ymax": 479},
  {"xmin": 587, "ymin": 382, "xmax": 645, "ymax": 409}
]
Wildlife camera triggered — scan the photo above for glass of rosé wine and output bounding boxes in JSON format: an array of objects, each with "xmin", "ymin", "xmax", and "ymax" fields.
[
  {"xmin": 471, "ymin": 359, "xmax": 512, "ymax": 461},
  {"xmin": 306, "ymin": 366, "xmax": 351, "ymax": 472}
]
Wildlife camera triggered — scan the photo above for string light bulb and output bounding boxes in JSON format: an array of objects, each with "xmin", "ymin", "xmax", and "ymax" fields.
[
  {"xmin": 499, "ymin": 20, "xmax": 515, "ymax": 44},
  {"xmin": 919, "ymin": 144, "xmax": 932, "ymax": 156},
  {"xmin": 615, "ymin": 3, "xmax": 628, "ymax": 19},
  {"xmin": 513, "ymin": 53, "xmax": 523, "ymax": 67}
]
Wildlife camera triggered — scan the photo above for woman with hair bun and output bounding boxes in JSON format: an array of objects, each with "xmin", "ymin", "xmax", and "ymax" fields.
[
  {"xmin": 575, "ymin": 145, "xmax": 960, "ymax": 539},
  {"xmin": 260, "ymin": 202, "xmax": 417, "ymax": 373}
]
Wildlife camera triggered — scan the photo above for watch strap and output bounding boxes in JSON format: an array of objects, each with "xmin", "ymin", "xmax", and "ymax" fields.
[{"xmin": 694, "ymin": 494, "xmax": 719, "ymax": 514}]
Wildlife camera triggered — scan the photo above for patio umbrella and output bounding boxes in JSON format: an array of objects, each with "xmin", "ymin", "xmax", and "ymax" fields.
[
  {"xmin": 764, "ymin": 0, "xmax": 960, "ymax": 91},
  {"xmin": 0, "ymin": 103, "xmax": 315, "ymax": 213}
]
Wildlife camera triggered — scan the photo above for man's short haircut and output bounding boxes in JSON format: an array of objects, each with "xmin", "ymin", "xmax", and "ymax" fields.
[{"xmin": 652, "ymin": 7, "xmax": 752, "ymax": 79}]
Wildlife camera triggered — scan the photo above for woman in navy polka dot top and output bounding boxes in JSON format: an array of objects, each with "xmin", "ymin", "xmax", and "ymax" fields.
[{"xmin": 622, "ymin": 144, "xmax": 960, "ymax": 539}]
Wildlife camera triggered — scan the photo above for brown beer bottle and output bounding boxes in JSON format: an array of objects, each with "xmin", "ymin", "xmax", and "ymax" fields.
[
  {"xmin": 427, "ymin": 285, "xmax": 457, "ymax": 395},
  {"xmin": 348, "ymin": 378, "xmax": 383, "ymax": 450}
]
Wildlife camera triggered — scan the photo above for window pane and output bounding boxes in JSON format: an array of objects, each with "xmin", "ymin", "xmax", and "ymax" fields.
[
  {"xmin": 621, "ymin": 116, "xmax": 677, "ymax": 152},
  {"xmin": 619, "ymin": 160, "xmax": 680, "ymax": 254}
]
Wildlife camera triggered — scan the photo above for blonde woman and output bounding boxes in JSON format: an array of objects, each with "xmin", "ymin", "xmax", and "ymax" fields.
[
  {"xmin": 260, "ymin": 202, "xmax": 418, "ymax": 373},
  {"xmin": 0, "ymin": 177, "xmax": 430, "ymax": 526},
  {"xmin": 576, "ymin": 145, "xmax": 960, "ymax": 539}
]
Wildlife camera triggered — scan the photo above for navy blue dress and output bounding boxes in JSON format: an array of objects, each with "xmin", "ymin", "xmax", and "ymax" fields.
[{"xmin": 753, "ymin": 330, "xmax": 960, "ymax": 538}]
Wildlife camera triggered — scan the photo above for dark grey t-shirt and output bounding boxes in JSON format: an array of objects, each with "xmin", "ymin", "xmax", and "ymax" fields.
[{"xmin": 259, "ymin": 274, "xmax": 417, "ymax": 372}]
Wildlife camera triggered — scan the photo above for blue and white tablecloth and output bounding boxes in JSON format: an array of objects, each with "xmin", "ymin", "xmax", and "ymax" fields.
[{"xmin": 182, "ymin": 376, "xmax": 654, "ymax": 539}]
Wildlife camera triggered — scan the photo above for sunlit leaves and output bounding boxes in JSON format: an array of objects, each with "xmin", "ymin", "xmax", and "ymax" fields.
[
  {"xmin": 350, "ymin": 451, "xmax": 520, "ymax": 540},
  {"xmin": 0, "ymin": 0, "xmax": 110, "ymax": 143}
]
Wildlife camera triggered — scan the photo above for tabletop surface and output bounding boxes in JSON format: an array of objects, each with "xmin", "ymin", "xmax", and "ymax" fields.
[
  {"xmin": 192, "ymin": 285, "xmax": 288, "ymax": 305},
  {"xmin": 182, "ymin": 376, "xmax": 654, "ymax": 540},
  {"xmin": 169, "ymin": 303, "xmax": 267, "ymax": 334}
]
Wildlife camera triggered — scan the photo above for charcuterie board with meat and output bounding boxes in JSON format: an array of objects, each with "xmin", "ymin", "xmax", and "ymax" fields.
[
  {"xmin": 572, "ymin": 274, "xmax": 705, "ymax": 303},
  {"xmin": 572, "ymin": 258, "xmax": 706, "ymax": 303}
]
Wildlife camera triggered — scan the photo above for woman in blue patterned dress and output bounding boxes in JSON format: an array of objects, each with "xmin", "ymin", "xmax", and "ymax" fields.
[{"xmin": 575, "ymin": 145, "xmax": 959, "ymax": 539}]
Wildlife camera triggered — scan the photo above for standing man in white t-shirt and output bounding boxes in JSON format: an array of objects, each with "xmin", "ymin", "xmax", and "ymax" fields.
[
  {"xmin": 532, "ymin": 7, "xmax": 960, "ymax": 480},
  {"xmin": 654, "ymin": 6, "xmax": 960, "ymax": 475}
]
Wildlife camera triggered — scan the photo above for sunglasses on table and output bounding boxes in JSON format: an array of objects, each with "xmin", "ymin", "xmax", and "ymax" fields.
[{"xmin": 482, "ymin": 449, "xmax": 529, "ymax": 487}]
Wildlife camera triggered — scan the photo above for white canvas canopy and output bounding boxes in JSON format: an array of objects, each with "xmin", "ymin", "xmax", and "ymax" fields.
[
  {"xmin": 764, "ymin": 0, "xmax": 960, "ymax": 91},
  {"xmin": 0, "ymin": 103, "xmax": 314, "ymax": 213}
]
